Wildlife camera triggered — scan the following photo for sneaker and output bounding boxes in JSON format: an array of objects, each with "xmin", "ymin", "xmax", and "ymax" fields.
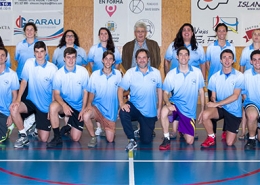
[
  {"xmin": 125, "ymin": 140, "xmax": 137, "ymax": 151},
  {"xmin": 24, "ymin": 114, "xmax": 35, "ymax": 131},
  {"xmin": 159, "ymin": 137, "xmax": 171, "ymax": 150},
  {"xmin": 169, "ymin": 132, "xmax": 177, "ymax": 139},
  {"xmin": 134, "ymin": 129, "xmax": 140, "ymax": 138},
  {"xmin": 100, "ymin": 130, "xmax": 106, "ymax": 137},
  {"xmin": 88, "ymin": 136, "xmax": 97, "ymax": 148},
  {"xmin": 244, "ymin": 139, "xmax": 256, "ymax": 150},
  {"xmin": 14, "ymin": 134, "xmax": 29, "ymax": 148},
  {"xmin": 201, "ymin": 136, "xmax": 215, "ymax": 148},
  {"xmin": 26, "ymin": 122, "xmax": 36, "ymax": 136},
  {"xmin": 31, "ymin": 131, "xmax": 38, "ymax": 138},
  {"xmin": 221, "ymin": 131, "xmax": 227, "ymax": 140},
  {"xmin": 95, "ymin": 127, "xmax": 103, "ymax": 136},
  {"xmin": 60, "ymin": 125, "xmax": 71, "ymax": 136},
  {"xmin": 47, "ymin": 136, "xmax": 62, "ymax": 148},
  {"xmin": 7, "ymin": 123, "xmax": 15, "ymax": 138},
  {"xmin": 0, "ymin": 135, "xmax": 7, "ymax": 143}
]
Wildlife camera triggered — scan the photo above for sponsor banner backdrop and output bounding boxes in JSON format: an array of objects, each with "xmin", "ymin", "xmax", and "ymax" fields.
[
  {"xmin": 0, "ymin": 0, "xmax": 63, "ymax": 46},
  {"xmin": 94, "ymin": 0, "xmax": 161, "ymax": 46},
  {"xmin": 191, "ymin": 0, "xmax": 260, "ymax": 47},
  {"xmin": 0, "ymin": 12, "xmax": 13, "ymax": 45}
]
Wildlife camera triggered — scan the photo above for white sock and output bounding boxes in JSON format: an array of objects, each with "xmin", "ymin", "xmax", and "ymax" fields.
[
  {"xmin": 208, "ymin": 133, "xmax": 215, "ymax": 138},
  {"xmin": 249, "ymin": 136, "xmax": 255, "ymax": 140},
  {"xmin": 19, "ymin": 129, "xmax": 27, "ymax": 135},
  {"xmin": 164, "ymin": 133, "xmax": 170, "ymax": 139}
]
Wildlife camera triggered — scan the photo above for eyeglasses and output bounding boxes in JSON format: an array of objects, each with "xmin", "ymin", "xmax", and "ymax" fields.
[
  {"xmin": 135, "ymin": 30, "xmax": 146, "ymax": 34},
  {"xmin": 66, "ymin": 35, "xmax": 74, "ymax": 38}
]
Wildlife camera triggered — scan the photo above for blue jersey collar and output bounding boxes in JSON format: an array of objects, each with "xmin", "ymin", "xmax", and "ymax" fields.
[
  {"xmin": 220, "ymin": 68, "xmax": 235, "ymax": 75},
  {"xmin": 34, "ymin": 59, "xmax": 48, "ymax": 68},
  {"xmin": 64, "ymin": 65, "xmax": 76, "ymax": 73}
]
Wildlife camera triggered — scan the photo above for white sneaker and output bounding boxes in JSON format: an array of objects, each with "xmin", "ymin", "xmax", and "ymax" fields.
[
  {"xmin": 24, "ymin": 114, "xmax": 35, "ymax": 131},
  {"xmin": 95, "ymin": 127, "xmax": 103, "ymax": 136}
]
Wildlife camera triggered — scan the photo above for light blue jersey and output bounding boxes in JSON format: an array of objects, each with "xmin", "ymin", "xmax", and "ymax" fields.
[
  {"xmin": 163, "ymin": 65, "xmax": 204, "ymax": 119},
  {"xmin": 21, "ymin": 58, "xmax": 57, "ymax": 113},
  {"xmin": 52, "ymin": 45, "xmax": 88, "ymax": 69},
  {"xmin": 206, "ymin": 40, "xmax": 236, "ymax": 81},
  {"xmin": 53, "ymin": 65, "xmax": 89, "ymax": 111},
  {"xmin": 0, "ymin": 67, "xmax": 19, "ymax": 116},
  {"xmin": 164, "ymin": 42, "xmax": 206, "ymax": 70},
  {"xmin": 87, "ymin": 69, "xmax": 122, "ymax": 122},
  {"xmin": 240, "ymin": 44, "xmax": 254, "ymax": 71},
  {"xmin": 15, "ymin": 39, "xmax": 50, "ymax": 79},
  {"xmin": 208, "ymin": 69, "xmax": 244, "ymax": 117},
  {"xmin": 87, "ymin": 43, "xmax": 122, "ymax": 72},
  {"xmin": 243, "ymin": 68, "xmax": 260, "ymax": 109},
  {"xmin": 119, "ymin": 66, "xmax": 162, "ymax": 117}
]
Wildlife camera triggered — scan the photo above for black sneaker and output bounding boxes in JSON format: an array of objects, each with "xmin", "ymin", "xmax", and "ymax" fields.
[
  {"xmin": 244, "ymin": 139, "xmax": 256, "ymax": 150},
  {"xmin": 60, "ymin": 125, "xmax": 71, "ymax": 136},
  {"xmin": 159, "ymin": 137, "xmax": 170, "ymax": 150},
  {"xmin": 47, "ymin": 136, "xmax": 62, "ymax": 148}
]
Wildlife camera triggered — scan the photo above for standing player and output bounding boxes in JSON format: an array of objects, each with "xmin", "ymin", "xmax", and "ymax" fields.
[{"xmin": 83, "ymin": 50, "xmax": 122, "ymax": 147}]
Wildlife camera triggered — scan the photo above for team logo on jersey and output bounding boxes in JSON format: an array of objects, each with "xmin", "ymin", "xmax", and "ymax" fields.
[
  {"xmin": 150, "ymin": 78, "xmax": 156, "ymax": 84},
  {"xmin": 77, "ymin": 81, "xmax": 82, "ymax": 86},
  {"xmin": 191, "ymin": 79, "xmax": 197, "ymax": 85},
  {"xmin": 4, "ymin": 79, "xmax": 9, "ymax": 85},
  {"xmin": 44, "ymin": 77, "xmax": 51, "ymax": 83}
]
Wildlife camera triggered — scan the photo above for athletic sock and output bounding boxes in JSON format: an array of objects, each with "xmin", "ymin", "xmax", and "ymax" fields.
[
  {"xmin": 164, "ymin": 133, "xmax": 170, "ymax": 140},
  {"xmin": 53, "ymin": 127, "xmax": 60, "ymax": 137},
  {"xmin": 19, "ymin": 129, "xmax": 27, "ymax": 136},
  {"xmin": 208, "ymin": 133, "xmax": 215, "ymax": 138}
]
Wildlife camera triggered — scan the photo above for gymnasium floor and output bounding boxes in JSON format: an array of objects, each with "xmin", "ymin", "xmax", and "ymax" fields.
[{"xmin": 0, "ymin": 119, "xmax": 259, "ymax": 185}]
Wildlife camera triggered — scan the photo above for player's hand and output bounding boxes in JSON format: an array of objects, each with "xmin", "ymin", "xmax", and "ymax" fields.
[{"xmin": 120, "ymin": 103, "xmax": 130, "ymax": 112}]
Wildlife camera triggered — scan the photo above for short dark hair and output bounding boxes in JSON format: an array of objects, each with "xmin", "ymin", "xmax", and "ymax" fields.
[
  {"xmin": 220, "ymin": 49, "xmax": 234, "ymax": 59},
  {"xmin": 214, "ymin": 23, "xmax": 228, "ymax": 32},
  {"xmin": 64, "ymin": 47, "xmax": 77, "ymax": 58},
  {"xmin": 23, "ymin": 22, "xmax": 38, "ymax": 32},
  {"xmin": 102, "ymin": 50, "xmax": 115, "ymax": 61},
  {"xmin": 34, "ymin": 41, "xmax": 46, "ymax": 51},
  {"xmin": 135, "ymin": 48, "xmax": 150, "ymax": 59},
  {"xmin": 0, "ymin": 47, "xmax": 8, "ymax": 58},
  {"xmin": 177, "ymin": 46, "xmax": 190, "ymax": 56},
  {"xmin": 250, "ymin": 49, "xmax": 260, "ymax": 60}
]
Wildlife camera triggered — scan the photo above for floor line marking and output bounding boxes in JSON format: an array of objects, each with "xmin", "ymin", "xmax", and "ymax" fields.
[
  {"xmin": 1, "ymin": 159, "xmax": 260, "ymax": 163},
  {"xmin": 128, "ymin": 151, "xmax": 135, "ymax": 185}
]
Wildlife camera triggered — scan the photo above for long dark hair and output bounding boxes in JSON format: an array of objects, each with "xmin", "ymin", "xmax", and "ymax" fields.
[
  {"xmin": 57, "ymin": 30, "xmax": 80, "ymax": 48},
  {"xmin": 0, "ymin": 36, "xmax": 4, "ymax": 47},
  {"xmin": 99, "ymin": 27, "xmax": 115, "ymax": 53},
  {"xmin": 173, "ymin": 23, "xmax": 197, "ymax": 51}
]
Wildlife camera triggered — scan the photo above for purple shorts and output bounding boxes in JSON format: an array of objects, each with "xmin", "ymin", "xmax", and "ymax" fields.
[{"xmin": 168, "ymin": 104, "xmax": 196, "ymax": 136}]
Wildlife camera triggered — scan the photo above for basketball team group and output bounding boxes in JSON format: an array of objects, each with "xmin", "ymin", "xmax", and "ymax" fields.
[{"xmin": 0, "ymin": 21, "xmax": 259, "ymax": 151}]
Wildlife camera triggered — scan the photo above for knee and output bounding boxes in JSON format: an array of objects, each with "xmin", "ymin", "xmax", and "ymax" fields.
[
  {"xmin": 186, "ymin": 138, "xmax": 194, "ymax": 145},
  {"xmin": 107, "ymin": 137, "xmax": 114, "ymax": 143},
  {"xmin": 226, "ymin": 140, "xmax": 234, "ymax": 146},
  {"xmin": 161, "ymin": 106, "xmax": 170, "ymax": 119},
  {"xmin": 71, "ymin": 135, "xmax": 80, "ymax": 142},
  {"xmin": 38, "ymin": 136, "xmax": 48, "ymax": 143}
]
